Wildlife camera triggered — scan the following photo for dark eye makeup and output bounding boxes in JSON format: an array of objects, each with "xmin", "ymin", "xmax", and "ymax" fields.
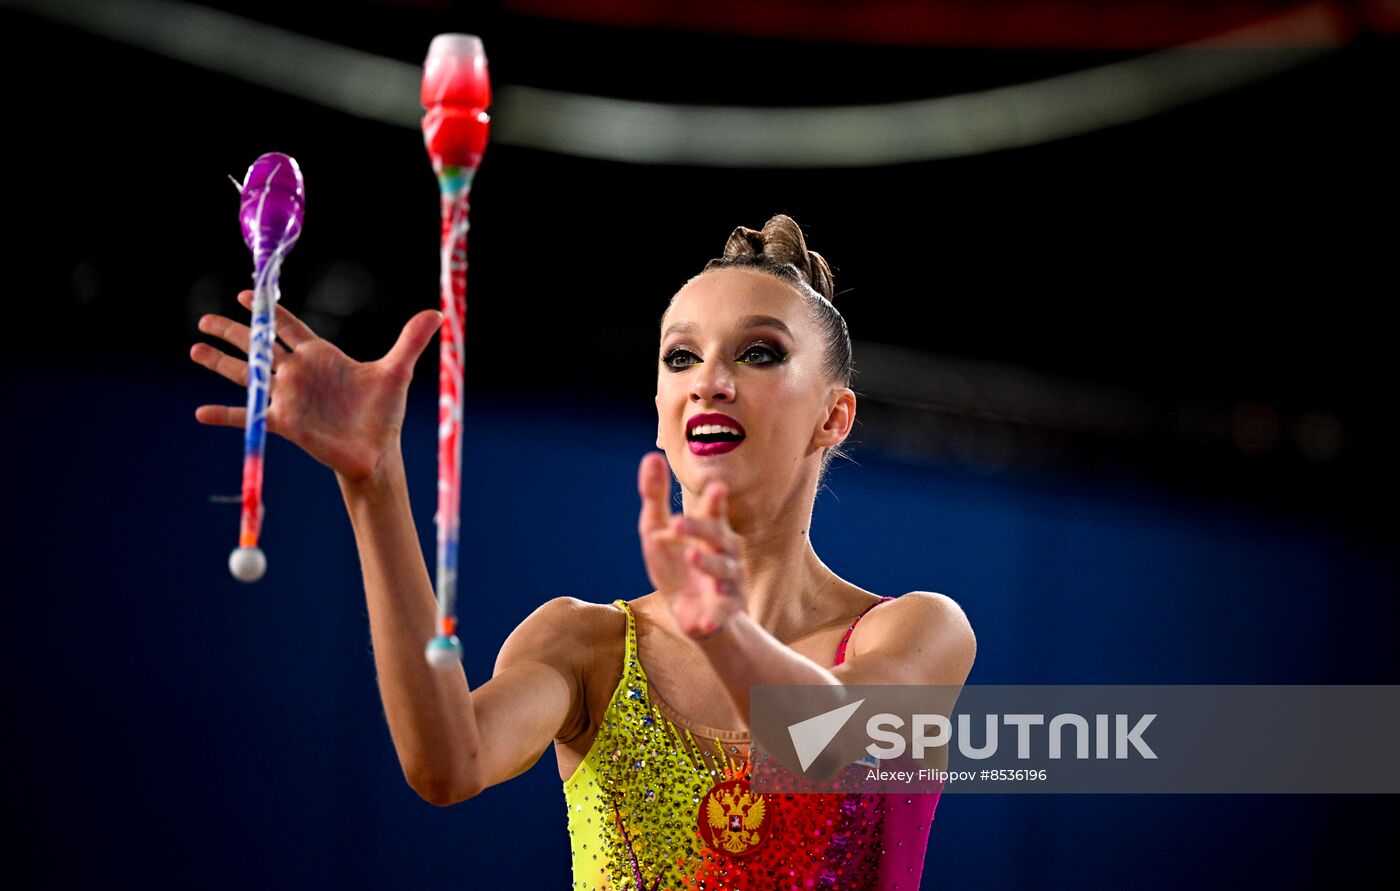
[{"xmin": 660, "ymin": 341, "xmax": 790, "ymax": 372}]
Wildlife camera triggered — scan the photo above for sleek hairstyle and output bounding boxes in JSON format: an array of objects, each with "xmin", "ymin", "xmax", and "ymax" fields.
[{"xmin": 669, "ymin": 213, "xmax": 856, "ymax": 487}]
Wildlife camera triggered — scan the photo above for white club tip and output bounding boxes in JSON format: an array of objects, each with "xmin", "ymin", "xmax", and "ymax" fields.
[
  {"xmin": 426, "ymin": 33, "xmax": 484, "ymax": 62},
  {"xmin": 229, "ymin": 547, "xmax": 267, "ymax": 583},
  {"xmin": 425, "ymin": 636, "xmax": 463, "ymax": 669}
]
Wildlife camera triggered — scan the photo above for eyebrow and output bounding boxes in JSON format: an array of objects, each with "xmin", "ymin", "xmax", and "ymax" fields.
[{"xmin": 662, "ymin": 315, "xmax": 793, "ymax": 340}]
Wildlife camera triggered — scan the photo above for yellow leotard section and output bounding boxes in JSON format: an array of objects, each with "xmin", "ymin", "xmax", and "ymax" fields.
[{"xmin": 562, "ymin": 599, "xmax": 939, "ymax": 891}]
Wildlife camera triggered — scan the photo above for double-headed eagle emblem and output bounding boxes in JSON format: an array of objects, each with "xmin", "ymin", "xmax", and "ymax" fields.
[{"xmin": 697, "ymin": 778, "xmax": 770, "ymax": 856}]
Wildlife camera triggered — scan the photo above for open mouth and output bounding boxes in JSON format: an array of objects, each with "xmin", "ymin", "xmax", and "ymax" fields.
[
  {"xmin": 688, "ymin": 425, "xmax": 745, "ymax": 445},
  {"xmin": 686, "ymin": 413, "xmax": 746, "ymax": 455}
]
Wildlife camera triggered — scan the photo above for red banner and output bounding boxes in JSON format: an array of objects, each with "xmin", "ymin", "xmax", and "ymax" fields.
[{"xmin": 504, "ymin": 0, "xmax": 1399, "ymax": 48}]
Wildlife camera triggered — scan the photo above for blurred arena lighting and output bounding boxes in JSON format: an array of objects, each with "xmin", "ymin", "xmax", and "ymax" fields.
[
  {"xmin": 853, "ymin": 340, "xmax": 1157, "ymax": 441},
  {"xmin": 6, "ymin": 0, "xmax": 1346, "ymax": 166},
  {"xmin": 5, "ymin": 0, "xmax": 422, "ymax": 127},
  {"xmin": 505, "ymin": 0, "xmax": 1385, "ymax": 49},
  {"xmin": 1294, "ymin": 409, "xmax": 1344, "ymax": 462},
  {"xmin": 302, "ymin": 261, "xmax": 378, "ymax": 343},
  {"xmin": 1230, "ymin": 400, "xmax": 1282, "ymax": 455},
  {"xmin": 847, "ymin": 339, "xmax": 1345, "ymax": 476}
]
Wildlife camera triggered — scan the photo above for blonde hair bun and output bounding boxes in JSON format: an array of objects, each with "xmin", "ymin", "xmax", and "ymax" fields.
[{"xmin": 713, "ymin": 214, "xmax": 835, "ymax": 303}]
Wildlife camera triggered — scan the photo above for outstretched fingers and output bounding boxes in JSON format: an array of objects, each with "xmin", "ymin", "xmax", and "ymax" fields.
[
  {"xmin": 383, "ymin": 309, "xmax": 444, "ymax": 373},
  {"xmin": 190, "ymin": 342, "xmax": 261, "ymax": 389},
  {"xmin": 676, "ymin": 482, "xmax": 739, "ymax": 557},
  {"xmin": 700, "ymin": 479, "xmax": 728, "ymax": 520},
  {"xmin": 198, "ymin": 311, "xmax": 291, "ymax": 369},
  {"xmin": 235, "ymin": 289, "xmax": 318, "ymax": 349},
  {"xmin": 638, "ymin": 452, "xmax": 674, "ymax": 536},
  {"xmin": 686, "ymin": 546, "xmax": 742, "ymax": 597},
  {"xmin": 194, "ymin": 404, "xmax": 247, "ymax": 428}
]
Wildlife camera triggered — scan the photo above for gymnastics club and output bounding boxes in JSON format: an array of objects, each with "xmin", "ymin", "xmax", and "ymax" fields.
[
  {"xmin": 228, "ymin": 152, "xmax": 305, "ymax": 583},
  {"xmin": 421, "ymin": 34, "xmax": 490, "ymax": 667}
]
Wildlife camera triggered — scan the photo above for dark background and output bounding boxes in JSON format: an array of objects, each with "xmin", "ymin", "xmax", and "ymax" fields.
[{"xmin": 4, "ymin": 0, "xmax": 1397, "ymax": 887}]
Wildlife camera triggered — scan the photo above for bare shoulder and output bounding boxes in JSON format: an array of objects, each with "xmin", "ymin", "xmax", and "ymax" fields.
[
  {"xmin": 491, "ymin": 596, "xmax": 629, "ymax": 748},
  {"xmin": 884, "ymin": 591, "xmax": 974, "ymax": 638},
  {"xmin": 494, "ymin": 596, "xmax": 624, "ymax": 676},
  {"xmin": 840, "ymin": 591, "xmax": 976, "ymax": 686}
]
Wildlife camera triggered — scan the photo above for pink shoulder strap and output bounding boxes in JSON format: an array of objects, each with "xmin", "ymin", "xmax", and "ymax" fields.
[{"xmin": 833, "ymin": 595, "xmax": 897, "ymax": 666}]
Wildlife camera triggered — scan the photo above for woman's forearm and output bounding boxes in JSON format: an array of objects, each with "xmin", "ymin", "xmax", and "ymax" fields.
[
  {"xmin": 337, "ymin": 445, "xmax": 481, "ymax": 803},
  {"xmin": 696, "ymin": 612, "xmax": 837, "ymax": 728}
]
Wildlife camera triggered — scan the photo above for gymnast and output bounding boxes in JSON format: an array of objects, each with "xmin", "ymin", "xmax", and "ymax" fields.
[{"xmin": 190, "ymin": 213, "xmax": 977, "ymax": 890}]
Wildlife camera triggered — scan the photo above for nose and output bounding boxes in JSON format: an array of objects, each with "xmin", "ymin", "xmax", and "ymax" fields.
[{"xmin": 690, "ymin": 358, "xmax": 735, "ymax": 403}]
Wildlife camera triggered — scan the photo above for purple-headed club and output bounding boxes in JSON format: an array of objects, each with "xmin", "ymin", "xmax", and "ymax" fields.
[{"xmin": 239, "ymin": 152, "xmax": 305, "ymax": 266}]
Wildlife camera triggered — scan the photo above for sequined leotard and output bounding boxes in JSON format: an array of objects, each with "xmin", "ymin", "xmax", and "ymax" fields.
[{"xmin": 563, "ymin": 596, "xmax": 940, "ymax": 890}]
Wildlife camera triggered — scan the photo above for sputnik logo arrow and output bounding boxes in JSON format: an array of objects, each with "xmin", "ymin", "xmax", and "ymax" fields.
[{"xmin": 787, "ymin": 699, "xmax": 865, "ymax": 771}]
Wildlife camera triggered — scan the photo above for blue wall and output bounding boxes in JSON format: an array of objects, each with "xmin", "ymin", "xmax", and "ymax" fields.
[{"xmin": 9, "ymin": 355, "xmax": 1395, "ymax": 888}]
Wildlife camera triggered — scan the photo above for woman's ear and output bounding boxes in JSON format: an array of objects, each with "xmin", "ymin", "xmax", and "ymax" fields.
[{"xmin": 815, "ymin": 387, "xmax": 856, "ymax": 448}]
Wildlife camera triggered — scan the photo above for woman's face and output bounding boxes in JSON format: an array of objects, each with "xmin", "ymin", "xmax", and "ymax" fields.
[{"xmin": 655, "ymin": 266, "xmax": 853, "ymax": 520}]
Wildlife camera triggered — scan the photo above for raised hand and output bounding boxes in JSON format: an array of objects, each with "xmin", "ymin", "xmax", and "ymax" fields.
[
  {"xmin": 637, "ymin": 452, "xmax": 748, "ymax": 640},
  {"xmin": 191, "ymin": 290, "xmax": 443, "ymax": 485}
]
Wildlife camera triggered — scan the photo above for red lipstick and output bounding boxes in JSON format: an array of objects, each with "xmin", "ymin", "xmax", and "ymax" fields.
[{"xmin": 686, "ymin": 412, "xmax": 746, "ymax": 456}]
